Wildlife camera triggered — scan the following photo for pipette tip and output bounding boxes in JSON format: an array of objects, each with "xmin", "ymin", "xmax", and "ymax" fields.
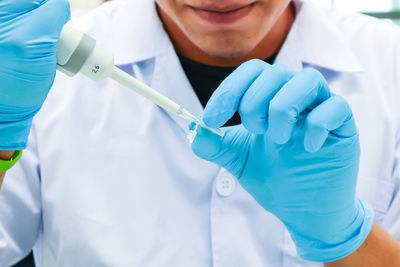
[{"xmin": 178, "ymin": 109, "xmax": 224, "ymax": 137}]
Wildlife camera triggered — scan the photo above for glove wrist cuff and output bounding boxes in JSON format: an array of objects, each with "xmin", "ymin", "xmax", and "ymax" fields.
[
  {"xmin": 295, "ymin": 198, "xmax": 374, "ymax": 262},
  {"xmin": 0, "ymin": 118, "xmax": 33, "ymax": 150}
]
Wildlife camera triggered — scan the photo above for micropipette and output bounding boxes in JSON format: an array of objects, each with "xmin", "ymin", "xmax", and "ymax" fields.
[{"xmin": 56, "ymin": 25, "xmax": 223, "ymax": 137}]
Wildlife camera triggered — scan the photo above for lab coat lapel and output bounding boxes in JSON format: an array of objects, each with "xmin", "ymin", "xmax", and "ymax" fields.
[{"xmin": 275, "ymin": 0, "xmax": 364, "ymax": 73}]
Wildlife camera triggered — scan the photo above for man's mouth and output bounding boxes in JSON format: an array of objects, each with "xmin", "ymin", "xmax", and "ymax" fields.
[{"xmin": 188, "ymin": 3, "xmax": 255, "ymax": 24}]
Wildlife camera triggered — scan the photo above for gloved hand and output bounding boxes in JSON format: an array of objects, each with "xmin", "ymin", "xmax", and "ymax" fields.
[
  {"xmin": 0, "ymin": 0, "xmax": 70, "ymax": 150},
  {"xmin": 191, "ymin": 59, "xmax": 374, "ymax": 262}
]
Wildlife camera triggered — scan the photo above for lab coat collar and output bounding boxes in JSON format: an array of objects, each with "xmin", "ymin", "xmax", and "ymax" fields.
[
  {"xmin": 110, "ymin": 0, "xmax": 171, "ymax": 65},
  {"xmin": 111, "ymin": 0, "xmax": 364, "ymax": 73},
  {"xmin": 276, "ymin": 0, "xmax": 365, "ymax": 73}
]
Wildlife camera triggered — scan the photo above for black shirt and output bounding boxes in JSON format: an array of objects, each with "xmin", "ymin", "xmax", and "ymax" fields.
[{"xmin": 178, "ymin": 55, "xmax": 276, "ymax": 126}]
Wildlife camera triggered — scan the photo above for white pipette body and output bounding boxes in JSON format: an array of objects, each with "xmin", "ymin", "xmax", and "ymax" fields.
[{"xmin": 56, "ymin": 25, "xmax": 223, "ymax": 137}]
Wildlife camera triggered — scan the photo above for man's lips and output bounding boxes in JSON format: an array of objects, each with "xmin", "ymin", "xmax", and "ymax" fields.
[
  {"xmin": 192, "ymin": 3, "xmax": 252, "ymax": 12},
  {"xmin": 189, "ymin": 3, "xmax": 255, "ymax": 24}
]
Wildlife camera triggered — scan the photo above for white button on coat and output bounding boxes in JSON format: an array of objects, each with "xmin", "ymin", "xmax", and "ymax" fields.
[{"xmin": 216, "ymin": 172, "xmax": 236, "ymax": 197}]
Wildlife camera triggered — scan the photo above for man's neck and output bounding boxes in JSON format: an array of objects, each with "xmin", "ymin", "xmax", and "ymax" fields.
[{"xmin": 158, "ymin": 3, "xmax": 295, "ymax": 67}]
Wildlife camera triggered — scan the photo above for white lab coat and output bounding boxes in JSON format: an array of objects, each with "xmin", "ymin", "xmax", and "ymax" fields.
[{"xmin": 1, "ymin": 0, "xmax": 400, "ymax": 266}]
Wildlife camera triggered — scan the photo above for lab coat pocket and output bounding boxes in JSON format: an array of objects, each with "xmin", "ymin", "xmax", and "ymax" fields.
[{"xmin": 356, "ymin": 175, "xmax": 395, "ymax": 224}]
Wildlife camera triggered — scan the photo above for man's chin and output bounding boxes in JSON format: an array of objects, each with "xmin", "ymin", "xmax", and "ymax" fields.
[{"xmin": 202, "ymin": 48, "xmax": 253, "ymax": 59}]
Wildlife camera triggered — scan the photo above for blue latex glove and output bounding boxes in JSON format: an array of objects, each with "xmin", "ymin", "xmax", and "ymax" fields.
[
  {"xmin": 191, "ymin": 60, "xmax": 374, "ymax": 262},
  {"xmin": 0, "ymin": 0, "xmax": 70, "ymax": 150}
]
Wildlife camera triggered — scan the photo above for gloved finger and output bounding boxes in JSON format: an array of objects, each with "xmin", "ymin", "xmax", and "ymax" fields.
[
  {"xmin": 0, "ymin": 0, "xmax": 44, "ymax": 17},
  {"xmin": 304, "ymin": 95, "xmax": 358, "ymax": 152},
  {"xmin": 267, "ymin": 68, "xmax": 332, "ymax": 144},
  {"xmin": 202, "ymin": 59, "xmax": 269, "ymax": 128},
  {"xmin": 21, "ymin": 0, "xmax": 71, "ymax": 41},
  {"xmin": 0, "ymin": 0, "xmax": 70, "ymax": 108},
  {"xmin": 239, "ymin": 64, "xmax": 295, "ymax": 134},
  {"xmin": 1, "ymin": 0, "xmax": 70, "ymax": 45},
  {"xmin": 191, "ymin": 124, "xmax": 250, "ymax": 177}
]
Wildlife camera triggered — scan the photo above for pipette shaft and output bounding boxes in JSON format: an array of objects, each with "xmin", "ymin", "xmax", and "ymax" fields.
[
  {"xmin": 109, "ymin": 67, "xmax": 223, "ymax": 136},
  {"xmin": 110, "ymin": 67, "xmax": 181, "ymax": 115}
]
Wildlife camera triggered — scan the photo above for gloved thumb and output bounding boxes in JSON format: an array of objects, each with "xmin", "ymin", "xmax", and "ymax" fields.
[{"xmin": 191, "ymin": 123, "xmax": 250, "ymax": 177}]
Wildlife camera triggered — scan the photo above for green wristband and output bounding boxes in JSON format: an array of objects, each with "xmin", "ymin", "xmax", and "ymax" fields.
[{"xmin": 0, "ymin": 151, "xmax": 22, "ymax": 172}]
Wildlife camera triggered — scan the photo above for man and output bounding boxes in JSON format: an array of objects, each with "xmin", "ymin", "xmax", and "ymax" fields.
[{"xmin": 1, "ymin": 0, "xmax": 400, "ymax": 266}]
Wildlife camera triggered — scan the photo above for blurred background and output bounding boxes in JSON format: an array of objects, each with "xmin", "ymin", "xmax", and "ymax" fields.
[
  {"xmin": 319, "ymin": 0, "xmax": 400, "ymax": 24},
  {"xmin": 11, "ymin": 0, "xmax": 400, "ymax": 266},
  {"xmin": 68, "ymin": 0, "xmax": 104, "ymax": 16}
]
